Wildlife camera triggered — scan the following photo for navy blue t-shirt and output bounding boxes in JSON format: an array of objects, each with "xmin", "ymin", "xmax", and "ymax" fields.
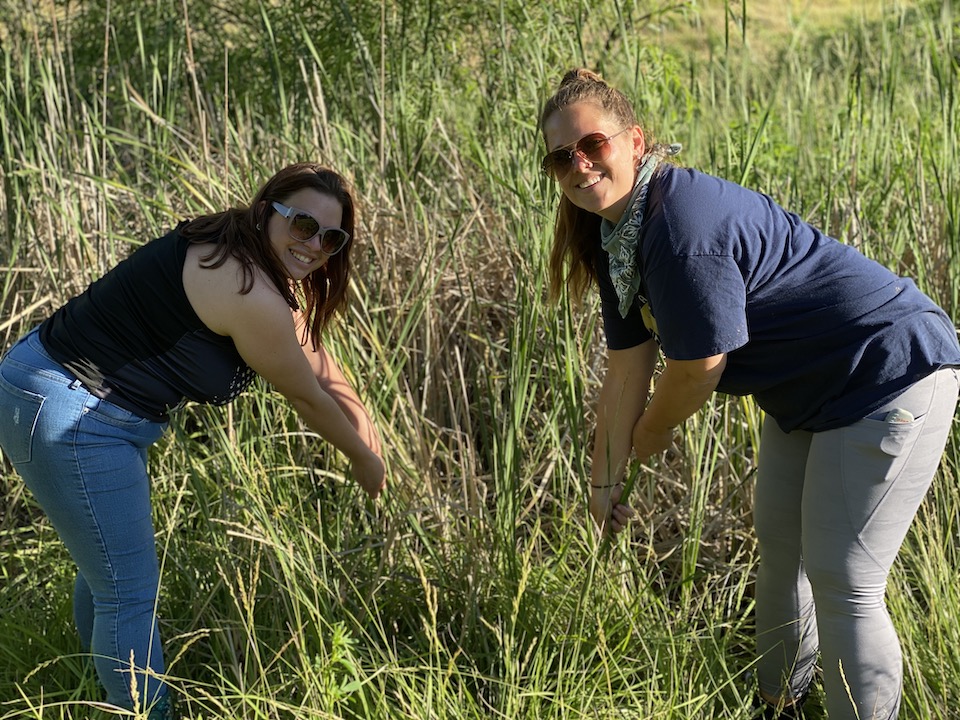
[{"xmin": 597, "ymin": 165, "xmax": 960, "ymax": 432}]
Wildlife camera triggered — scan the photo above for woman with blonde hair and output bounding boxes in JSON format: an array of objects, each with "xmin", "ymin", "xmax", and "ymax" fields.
[{"xmin": 539, "ymin": 68, "xmax": 960, "ymax": 719}]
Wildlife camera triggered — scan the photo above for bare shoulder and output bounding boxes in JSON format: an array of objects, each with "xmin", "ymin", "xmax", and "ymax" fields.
[{"xmin": 182, "ymin": 242, "xmax": 290, "ymax": 337}]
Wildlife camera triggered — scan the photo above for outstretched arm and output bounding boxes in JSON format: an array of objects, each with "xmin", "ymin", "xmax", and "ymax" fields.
[
  {"xmin": 221, "ymin": 284, "xmax": 385, "ymax": 498},
  {"xmin": 182, "ymin": 248, "xmax": 385, "ymax": 499}
]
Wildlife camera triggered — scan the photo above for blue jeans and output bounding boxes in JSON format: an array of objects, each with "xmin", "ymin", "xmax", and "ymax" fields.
[
  {"xmin": 754, "ymin": 367, "xmax": 960, "ymax": 719},
  {"xmin": 0, "ymin": 329, "xmax": 169, "ymax": 710}
]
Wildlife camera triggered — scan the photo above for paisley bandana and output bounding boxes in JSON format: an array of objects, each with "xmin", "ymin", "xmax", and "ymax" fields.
[{"xmin": 600, "ymin": 143, "xmax": 682, "ymax": 318}]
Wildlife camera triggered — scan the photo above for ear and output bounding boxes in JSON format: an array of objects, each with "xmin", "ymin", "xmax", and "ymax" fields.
[
  {"xmin": 631, "ymin": 126, "xmax": 646, "ymax": 160},
  {"xmin": 256, "ymin": 200, "xmax": 274, "ymax": 231}
]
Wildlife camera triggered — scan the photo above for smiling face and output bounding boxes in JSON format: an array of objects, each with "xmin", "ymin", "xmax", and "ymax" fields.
[
  {"xmin": 542, "ymin": 101, "xmax": 645, "ymax": 223},
  {"xmin": 266, "ymin": 188, "xmax": 345, "ymax": 281}
]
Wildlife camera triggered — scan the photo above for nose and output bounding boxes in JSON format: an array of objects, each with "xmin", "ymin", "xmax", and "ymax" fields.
[
  {"xmin": 303, "ymin": 232, "xmax": 325, "ymax": 251},
  {"xmin": 299, "ymin": 235, "xmax": 329, "ymax": 265},
  {"xmin": 570, "ymin": 150, "xmax": 593, "ymax": 173}
]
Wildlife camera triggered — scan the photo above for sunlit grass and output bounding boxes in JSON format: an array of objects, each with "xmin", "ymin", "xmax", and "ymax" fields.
[
  {"xmin": 664, "ymin": 0, "xmax": 892, "ymax": 61},
  {"xmin": 1, "ymin": 0, "xmax": 957, "ymax": 718}
]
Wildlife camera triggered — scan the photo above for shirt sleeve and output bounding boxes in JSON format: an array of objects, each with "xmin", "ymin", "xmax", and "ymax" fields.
[{"xmin": 646, "ymin": 253, "xmax": 749, "ymax": 360}]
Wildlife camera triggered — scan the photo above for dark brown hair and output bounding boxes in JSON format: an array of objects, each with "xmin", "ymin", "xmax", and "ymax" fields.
[
  {"xmin": 539, "ymin": 68, "xmax": 639, "ymax": 304},
  {"xmin": 180, "ymin": 163, "xmax": 355, "ymax": 349}
]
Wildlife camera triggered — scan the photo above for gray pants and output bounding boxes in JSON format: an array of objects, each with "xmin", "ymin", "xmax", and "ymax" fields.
[{"xmin": 754, "ymin": 367, "xmax": 959, "ymax": 720}]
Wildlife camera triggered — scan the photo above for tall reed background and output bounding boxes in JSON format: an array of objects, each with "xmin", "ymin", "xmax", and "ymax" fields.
[{"xmin": 1, "ymin": 1, "xmax": 958, "ymax": 718}]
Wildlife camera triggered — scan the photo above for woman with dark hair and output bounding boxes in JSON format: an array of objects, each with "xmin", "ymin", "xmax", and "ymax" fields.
[
  {"xmin": 0, "ymin": 163, "xmax": 385, "ymax": 718},
  {"xmin": 538, "ymin": 68, "xmax": 960, "ymax": 719}
]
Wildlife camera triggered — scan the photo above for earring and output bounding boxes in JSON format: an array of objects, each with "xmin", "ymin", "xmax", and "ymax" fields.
[{"xmin": 256, "ymin": 223, "xmax": 262, "ymax": 231}]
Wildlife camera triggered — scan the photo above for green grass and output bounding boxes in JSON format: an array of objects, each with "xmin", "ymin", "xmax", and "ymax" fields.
[{"xmin": 0, "ymin": 0, "xmax": 957, "ymax": 717}]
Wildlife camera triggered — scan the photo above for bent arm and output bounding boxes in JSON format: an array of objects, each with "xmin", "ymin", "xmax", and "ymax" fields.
[{"xmin": 631, "ymin": 353, "xmax": 726, "ymax": 459}]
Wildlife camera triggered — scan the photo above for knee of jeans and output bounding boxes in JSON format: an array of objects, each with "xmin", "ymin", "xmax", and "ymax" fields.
[
  {"xmin": 120, "ymin": 579, "xmax": 163, "ymax": 614},
  {"xmin": 89, "ymin": 569, "xmax": 161, "ymax": 611}
]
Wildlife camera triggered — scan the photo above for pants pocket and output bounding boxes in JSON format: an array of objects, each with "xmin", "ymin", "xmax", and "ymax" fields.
[{"xmin": 0, "ymin": 371, "xmax": 45, "ymax": 465}]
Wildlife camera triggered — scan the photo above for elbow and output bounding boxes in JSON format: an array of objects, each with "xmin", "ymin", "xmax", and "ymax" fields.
[
  {"xmin": 704, "ymin": 354, "xmax": 727, "ymax": 386},
  {"xmin": 666, "ymin": 352, "xmax": 727, "ymax": 390}
]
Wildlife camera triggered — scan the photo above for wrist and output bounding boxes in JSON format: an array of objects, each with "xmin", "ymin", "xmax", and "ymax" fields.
[
  {"xmin": 348, "ymin": 444, "xmax": 377, "ymax": 464},
  {"xmin": 590, "ymin": 481, "xmax": 622, "ymax": 489}
]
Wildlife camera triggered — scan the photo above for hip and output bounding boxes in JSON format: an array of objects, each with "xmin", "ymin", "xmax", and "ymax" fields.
[{"xmin": 0, "ymin": 328, "xmax": 166, "ymax": 465}]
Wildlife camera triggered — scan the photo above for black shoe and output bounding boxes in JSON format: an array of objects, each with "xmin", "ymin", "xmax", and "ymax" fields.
[
  {"xmin": 751, "ymin": 690, "xmax": 808, "ymax": 719},
  {"xmin": 147, "ymin": 695, "xmax": 175, "ymax": 720}
]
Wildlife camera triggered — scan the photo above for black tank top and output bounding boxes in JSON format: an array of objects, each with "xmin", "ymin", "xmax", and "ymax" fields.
[{"xmin": 39, "ymin": 224, "xmax": 256, "ymax": 421}]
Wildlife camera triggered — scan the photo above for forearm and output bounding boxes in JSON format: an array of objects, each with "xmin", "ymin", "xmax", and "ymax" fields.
[
  {"xmin": 291, "ymin": 391, "xmax": 378, "ymax": 464},
  {"xmin": 591, "ymin": 410, "xmax": 636, "ymax": 488},
  {"xmin": 225, "ymin": 301, "xmax": 384, "ymax": 497},
  {"xmin": 643, "ymin": 365, "xmax": 718, "ymax": 431},
  {"xmin": 301, "ymin": 341, "xmax": 382, "ymax": 456},
  {"xmin": 632, "ymin": 355, "xmax": 725, "ymax": 459},
  {"xmin": 591, "ymin": 341, "xmax": 658, "ymax": 486},
  {"xmin": 320, "ymin": 376, "xmax": 382, "ymax": 456}
]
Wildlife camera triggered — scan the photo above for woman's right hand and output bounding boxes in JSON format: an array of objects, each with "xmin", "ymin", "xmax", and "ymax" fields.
[
  {"xmin": 353, "ymin": 449, "xmax": 386, "ymax": 500},
  {"xmin": 589, "ymin": 483, "xmax": 635, "ymax": 536}
]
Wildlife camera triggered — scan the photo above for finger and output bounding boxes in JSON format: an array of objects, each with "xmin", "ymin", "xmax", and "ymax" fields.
[{"xmin": 604, "ymin": 517, "xmax": 616, "ymax": 537}]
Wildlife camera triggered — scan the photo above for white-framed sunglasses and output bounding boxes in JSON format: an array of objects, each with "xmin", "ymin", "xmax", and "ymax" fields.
[{"xmin": 271, "ymin": 201, "xmax": 351, "ymax": 256}]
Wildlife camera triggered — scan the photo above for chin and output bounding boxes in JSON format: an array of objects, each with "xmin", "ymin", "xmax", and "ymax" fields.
[{"xmin": 573, "ymin": 196, "xmax": 611, "ymax": 216}]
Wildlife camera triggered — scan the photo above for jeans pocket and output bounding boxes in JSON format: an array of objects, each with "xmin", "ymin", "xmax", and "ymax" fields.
[
  {"xmin": 84, "ymin": 395, "xmax": 152, "ymax": 430},
  {"xmin": 0, "ymin": 371, "xmax": 45, "ymax": 464}
]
